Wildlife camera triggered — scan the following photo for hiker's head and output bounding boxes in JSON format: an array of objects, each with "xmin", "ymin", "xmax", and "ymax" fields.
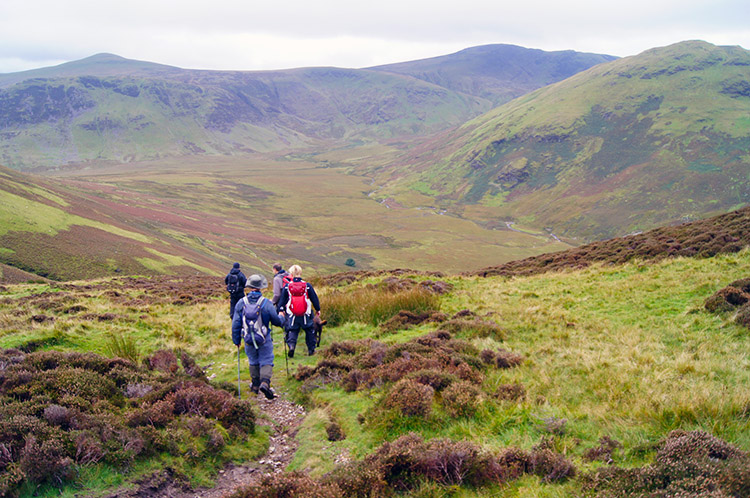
[
  {"xmin": 233, "ymin": 262, "xmax": 240, "ymax": 269},
  {"xmin": 289, "ymin": 265, "xmax": 302, "ymax": 278},
  {"xmin": 272, "ymin": 263, "xmax": 282, "ymax": 273},
  {"xmin": 246, "ymin": 274, "xmax": 268, "ymax": 290}
]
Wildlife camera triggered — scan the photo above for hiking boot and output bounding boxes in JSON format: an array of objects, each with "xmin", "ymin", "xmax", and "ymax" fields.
[
  {"xmin": 250, "ymin": 382, "xmax": 260, "ymax": 395},
  {"xmin": 259, "ymin": 380, "xmax": 275, "ymax": 400},
  {"xmin": 308, "ymin": 350, "xmax": 315, "ymax": 356},
  {"xmin": 287, "ymin": 348, "xmax": 295, "ymax": 358}
]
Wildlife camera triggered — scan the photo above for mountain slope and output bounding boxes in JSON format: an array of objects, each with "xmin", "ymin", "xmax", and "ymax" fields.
[
  {"xmin": 369, "ymin": 44, "xmax": 617, "ymax": 105},
  {"xmin": 0, "ymin": 165, "xmax": 228, "ymax": 280},
  {"xmin": 377, "ymin": 41, "xmax": 750, "ymax": 241},
  {"xmin": 0, "ymin": 48, "xmax": 613, "ymax": 169}
]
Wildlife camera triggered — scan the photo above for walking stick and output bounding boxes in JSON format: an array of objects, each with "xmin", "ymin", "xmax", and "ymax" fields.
[
  {"xmin": 283, "ymin": 330, "xmax": 289, "ymax": 378},
  {"xmin": 237, "ymin": 345, "xmax": 242, "ymax": 400}
]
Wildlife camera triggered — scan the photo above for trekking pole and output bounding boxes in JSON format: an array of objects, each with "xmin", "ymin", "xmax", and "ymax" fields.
[
  {"xmin": 237, "ymin": 345, "xmax": 242, "ymax": 400},
  {"xmin": 283, "ymin": 330, "xmax": 289, "ymax": 378}
]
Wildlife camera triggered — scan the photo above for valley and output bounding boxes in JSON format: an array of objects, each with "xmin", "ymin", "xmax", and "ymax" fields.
[{"xmin": 0, "ymin": 38, "xmax": 749, "ymax": 497}]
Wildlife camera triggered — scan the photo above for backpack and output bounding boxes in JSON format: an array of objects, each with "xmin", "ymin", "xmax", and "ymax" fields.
[
  {"xmin": 226, "ymin": 273, "xmax": 240, "ymax": 293},
  {"xmin": 286, "ymin": 280, "xmax": 311, "ymax": 317},
  {"xmin": 282, "ymin": 273, "xmax": 293, "ymax": 287},
  {"xmin": 242, "ymin": 296, "xmax": 268, "ymax": 348}
]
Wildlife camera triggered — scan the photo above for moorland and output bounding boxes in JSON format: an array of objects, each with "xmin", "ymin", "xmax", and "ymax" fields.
[
  {"xmin": 0, "ymin": 207, "xmax": 749, "ymax": 497},
  {"xmin": 0, "ymin": 38, "xmax": 749, "ymax": 497}
]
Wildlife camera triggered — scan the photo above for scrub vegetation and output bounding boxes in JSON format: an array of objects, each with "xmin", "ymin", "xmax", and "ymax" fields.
[{"xmin": 0, "ymin": 208, "xmax": 749, "ymax": 496}]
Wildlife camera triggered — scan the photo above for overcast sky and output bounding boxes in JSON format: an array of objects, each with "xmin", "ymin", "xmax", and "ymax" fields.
[{"xmin": 1, "ymin": 0, "xmax": 749, "ymax": 74}]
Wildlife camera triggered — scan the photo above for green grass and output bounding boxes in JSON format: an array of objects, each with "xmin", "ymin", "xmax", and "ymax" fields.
[
  {"xmin": 323, "ymin": 286, "xmax": 441, "ymax": 327},
  {"xmin": 289, "ymin": 249, "xmax": 750, "ymax": 495},
  {"xmin": 2, "ymin": 249, "xmax": 750, "ymax": 496}
]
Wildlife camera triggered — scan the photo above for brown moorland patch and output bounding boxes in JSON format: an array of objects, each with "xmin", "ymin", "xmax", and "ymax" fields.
[
  {"xmin": 468, "ymin": 206, "xmax": 750, "ymax": 278},
  {"xmin": 233, "ymin": 432, "xmax": 575, "ymax": 497},
  {"xmin": 581, "ymin": 430, "xmax": 750, "ymax": 497}
]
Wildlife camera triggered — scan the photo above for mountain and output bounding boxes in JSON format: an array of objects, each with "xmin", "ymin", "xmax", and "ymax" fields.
[
  {"xmin": 374, "ymin": 41, "xmax": 750, "ymax": 241},
  {"xmin": 0, "ymin": 48, "xmax": 613, "ymax": 169},
  {"xmin": 370, "ymin": 44, "xmax": 617, "ymax": 105}
]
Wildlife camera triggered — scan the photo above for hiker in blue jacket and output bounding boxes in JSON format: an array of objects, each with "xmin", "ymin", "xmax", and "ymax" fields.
[
  {"xmin": 225, "ymin": 262, "xmax": 247, "ymax": 319},
  {"xmin": 277, "ymin": 265, "xmax": 321, "ymax": 357},
  {"xmin": 232, "ymin": 274, "xmax": 285, "ymax": 399}
]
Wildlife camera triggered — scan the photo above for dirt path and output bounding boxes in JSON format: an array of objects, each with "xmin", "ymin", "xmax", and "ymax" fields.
[{"xmin": 102, "ymin": 388, "xmax": 307, "ymax": 498}]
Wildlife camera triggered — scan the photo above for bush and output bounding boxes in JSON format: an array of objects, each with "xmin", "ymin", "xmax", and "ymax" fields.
[
  {"xmin": 441, "ymin": 381, "xmax": 481, "ymax": 418},
  {"xmin": 385, "ymin": 379, "xmax": 434, "ymax": 418},
  {"xmin": 146, "ymin": 350, "xmax": 179, "ymax": 373},
  {"xmin": 495, "ymin": 383, "xmax": 526, "ymax": 402},
  {"xmin": 19, "ymin": 435, "xmax": 74, "ymax": 484},
  {"xmin": 406, "ymin": 369, "xmax": 458, "ymax": 392},
  {"xmin": 705, "ymin": 286, "xmax": 750, "ymax": 313},
  {"xmin": 529, "ymin": 448, "xmax": 576, "ymax": 482},
  {"xmin": 583, "ymin": 436, "xmax": 622, "ymax": 463},
  {"xmin": 581, "ymin": 430, "xmax": 749, "ymax": 497}
]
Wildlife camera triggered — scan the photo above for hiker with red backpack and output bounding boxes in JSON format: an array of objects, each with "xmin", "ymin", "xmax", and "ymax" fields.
[
  {"xmin": 277, "ymin": 264, "xmax": 321, "ymax": 357},
  {"xmin": 271, "ymin": 263, "xmax": 291, "ymax": 307},
  {"xmin": 225, "ymin": 262, "xmax": 247, "ymax": 319},
  {"xmin": 231, "ymin": 274, "xmax": 286, "ymax": 399}
]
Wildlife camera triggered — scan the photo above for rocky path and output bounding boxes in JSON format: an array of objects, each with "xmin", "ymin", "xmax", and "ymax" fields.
[{"xmin": 103, "ymin": 389, "xmax": 307, "ymax": 498}]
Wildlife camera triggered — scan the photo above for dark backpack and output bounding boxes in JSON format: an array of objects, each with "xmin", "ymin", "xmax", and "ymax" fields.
[
  {"xmin": 226, "ymin": 273, "xmax": 240, "ymax": 293},
  {"xmin": 242, "ymin": 297, "xmax": 268, "ymax": 348},
  {"xmin": 286, "ymin": 280, "xmax": 311, "ymax": 317}
]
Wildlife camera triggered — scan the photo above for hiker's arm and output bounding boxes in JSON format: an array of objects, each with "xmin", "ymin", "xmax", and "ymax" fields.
[
  {"xmin": 266, "ymin": 302, "xmax": 286, "ymax": 328},
  {"xmin": 231, "ymin": 302, "xmax": 243, "ymax": 346},
  {"xmin": 276, "ymin": 288, "xmax": 288, "ymax": 312},
  {"xmin": 308, "ymin": 285, "xmax": 321, "ymax": 313}
]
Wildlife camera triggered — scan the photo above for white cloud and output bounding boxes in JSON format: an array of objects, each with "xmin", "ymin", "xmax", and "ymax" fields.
[{"xmin": 0, "ymin": 0, "xmax": 748, "ymax": 73}]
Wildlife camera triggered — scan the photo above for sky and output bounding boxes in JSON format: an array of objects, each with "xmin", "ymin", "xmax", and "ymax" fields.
[{"xmin": 1, "ymin": 0, "xmax": 749, "ymax": 74}]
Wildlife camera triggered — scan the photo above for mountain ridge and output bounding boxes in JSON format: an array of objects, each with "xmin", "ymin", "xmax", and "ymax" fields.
[{"xmin": 0, "ymin": 45, "xmax": 614, "ymax": 169}]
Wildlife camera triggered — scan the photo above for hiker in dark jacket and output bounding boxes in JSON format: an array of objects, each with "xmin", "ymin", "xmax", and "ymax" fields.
[
  {"xmin": 271, "ymin": 263, "xmax": 290, "ymax": 306},
  {"xmin": 277, "ymin": 264, "xmax": 321, "ymax": 357},
  {"xmin": 232, "ymin": 274, "xmax": 285, "ymax": 399},
  {"xmin": 225, "ymin": 263, "xmax": 247, "ymax": 319}
]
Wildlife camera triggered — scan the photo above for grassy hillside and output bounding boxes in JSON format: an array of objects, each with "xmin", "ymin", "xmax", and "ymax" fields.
[
  {"xmin": 0, "ymin": 48, "xmax": 612, "ymax": 170},
  {"xmin": 0, "ymin": 219, "xmax": 748, "ymax": 496},
  {"xmin": 374, "ymin": 41, "xmax": 750, "ymax": 241}
]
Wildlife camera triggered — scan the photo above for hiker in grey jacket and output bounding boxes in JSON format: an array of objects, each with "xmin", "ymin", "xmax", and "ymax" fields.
[{"xmin": 271, "ymin": 263, "xmax": 290, "ymax": 306}]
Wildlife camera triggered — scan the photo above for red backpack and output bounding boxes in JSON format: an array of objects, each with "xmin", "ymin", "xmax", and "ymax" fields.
[{"xmin": 286, "ymin": 280, "xmax": 311, "ymax": 317}]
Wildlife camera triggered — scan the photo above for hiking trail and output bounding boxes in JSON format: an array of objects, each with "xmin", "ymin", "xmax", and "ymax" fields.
[{"xmin": 102, "ymin": 389, "xmax": 306, "ymax": 498}]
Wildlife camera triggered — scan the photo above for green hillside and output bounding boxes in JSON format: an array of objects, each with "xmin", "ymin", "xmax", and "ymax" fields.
[
  {"xmin": 0, "ymin": 209, "xmax": 749, "ymax": 496},
  {"xmin": 0, "ymin": 48, "xmax": 613, "ymax": 170},
  {"xmin": 0, "ymin": 166, "xmax": 220, "ymax": 280},
  {"xmin": 375, "ymin": 41, "xmax": 750, "ymax": 241}
]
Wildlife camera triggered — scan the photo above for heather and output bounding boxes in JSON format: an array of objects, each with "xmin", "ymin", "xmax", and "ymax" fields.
[{"xmin": 0, "ymin": 348, "xmax": 258, "ymax": 496}]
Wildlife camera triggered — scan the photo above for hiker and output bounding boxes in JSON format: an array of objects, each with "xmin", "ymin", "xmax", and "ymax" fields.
[
  {"xmin": 225, "ymin": 262, "xmax": 247, "ymax": 319},
  {"xmin": 232, "ymin": 274, "xmax": 285, "ymax": 399},
  {"xmin": 277, "ymin": 264, "xmax": 321, "ymax": 357},
  {"xmin": 271, "ymin": 263, "xmax": 291, "ymax": 306}
]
